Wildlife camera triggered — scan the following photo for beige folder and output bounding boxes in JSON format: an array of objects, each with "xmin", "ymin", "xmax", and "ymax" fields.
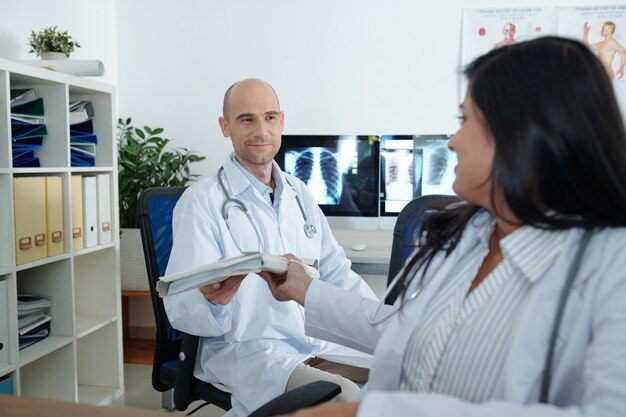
[
  {"xmin": 45, "ymin": 176, "xmax": 64, "ymax": 257},
  {"xmin": 71, "ymin": 175, "xmax": 84, "ymax": 250},
  {"xmin": 14, "ymin": 177, "xmax": 47, "ymax": 265}
]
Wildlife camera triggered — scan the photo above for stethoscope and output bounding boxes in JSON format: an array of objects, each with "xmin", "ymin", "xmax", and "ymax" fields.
[
  {"xmin": 367, "ymin": 266, "xmax": 423, "ymax": 325},
  {"xmin": 217, "ymin": 166, "xmax": 317, "ymax": 253}
]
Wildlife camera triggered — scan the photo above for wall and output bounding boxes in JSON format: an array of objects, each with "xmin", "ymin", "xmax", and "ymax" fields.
[
  {"xmin": 116, "ymin": 0, "xmax": 609, "ymax": 179},
  {"xmin": 0, "ymin": 0, "xmax": 118, "ymax": 86}
]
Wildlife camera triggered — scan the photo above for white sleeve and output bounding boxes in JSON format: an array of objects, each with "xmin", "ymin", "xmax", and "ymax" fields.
[
  {"xmin": 305, "ymin": 279, "xmax": 392, "ymax": 354},
  {"xmin": 310, "ymin": 195, "xmax": 379, "ymax": 302},
  {"xmin": 162, "ymin": 196, "xmax": 233, "ymax": 337}
]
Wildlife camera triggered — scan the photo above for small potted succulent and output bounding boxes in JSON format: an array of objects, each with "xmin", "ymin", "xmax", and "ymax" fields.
[{"xmin": 28, "ymin": 26, "xmax": 81, "ymax": 59}]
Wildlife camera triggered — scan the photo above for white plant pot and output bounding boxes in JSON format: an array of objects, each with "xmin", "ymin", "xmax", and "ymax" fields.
[
  {"xmin": 40, "ymin": 52, "xmax": 67, "ymax": 60},
  {"xmin": 120, "ymin": 228, "xmax": 150, "ymax": 291}
]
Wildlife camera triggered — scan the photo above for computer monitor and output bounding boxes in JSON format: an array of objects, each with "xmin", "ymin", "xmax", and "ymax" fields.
[
  {"xmin": 276, "ymin": 135, "xmax": 380, "ymax": 224},
  {"xmin": 379, "ymin": 134, "xmax": 457, "ymax": 217}
]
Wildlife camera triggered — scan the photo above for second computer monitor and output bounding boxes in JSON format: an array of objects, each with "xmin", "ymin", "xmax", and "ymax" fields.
[{"xmin": 380, "ymin": 134, "xmax": 457, "ymax": 216}]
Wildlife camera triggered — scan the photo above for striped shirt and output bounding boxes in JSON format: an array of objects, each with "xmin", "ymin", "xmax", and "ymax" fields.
[{"xmin": 399, "ymin": 221, "xmax": 566, "ymax": 401}]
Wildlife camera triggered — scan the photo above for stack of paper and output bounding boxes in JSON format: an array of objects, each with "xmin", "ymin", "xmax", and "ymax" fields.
[
  {"xmin": 17, "ymin": 295, "xmax": 52, "ymax": 350},
  {"xmin": 10, "ymin": 89, "xmax": 47, "ymax": 168},
  {"xmin": 70, "ymin": 112, "xmax": 97, "ymax": 167},
  {"xmin": 157, "ymin": 252, "xmax": 320, "ymax": 297}
]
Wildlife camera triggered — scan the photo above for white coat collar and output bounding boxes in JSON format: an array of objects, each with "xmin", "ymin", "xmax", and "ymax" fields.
[{"xmin": 221, "ymin": 153, "xmax": 287, "ymax": 200}]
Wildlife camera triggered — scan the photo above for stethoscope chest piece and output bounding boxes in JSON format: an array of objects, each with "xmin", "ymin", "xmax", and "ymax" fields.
[{"xmin": 304, "ymin": 223, "xmax": 316, "ymax": 239}]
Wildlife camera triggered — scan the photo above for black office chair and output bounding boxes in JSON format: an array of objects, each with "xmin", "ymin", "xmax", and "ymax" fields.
[
  {"xmin": 137, "ymin": 187, "xmax": 341, "ymax": 415},
  {"xmin": 137, "ymin": 186, "xmax": 232, "ymax": 412},
  {"xmin": 386, "ymin": 194, "xmax": 460, "ymax": 304}
]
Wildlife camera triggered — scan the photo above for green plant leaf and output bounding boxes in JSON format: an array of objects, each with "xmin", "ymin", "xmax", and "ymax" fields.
[{"xmin": 117, "ymin": 117, "xmax": 206, "ymax": 228}]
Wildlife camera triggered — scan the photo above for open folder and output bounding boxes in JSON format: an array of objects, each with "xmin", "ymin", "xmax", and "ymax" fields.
[{"xmin": 157, "ymin": 252, "xmax": 319, "ymax": 297}]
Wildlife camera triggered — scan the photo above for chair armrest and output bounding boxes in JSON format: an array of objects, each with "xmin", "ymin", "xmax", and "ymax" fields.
[{"xmin": 248, "ymin": 381, "xmax": 341, "ymax": 417}]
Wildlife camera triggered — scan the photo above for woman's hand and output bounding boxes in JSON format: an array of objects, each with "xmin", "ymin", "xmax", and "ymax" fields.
[
  {"xmin": 260, "ymin": 254, "xmax": 313, "ymax": 306},
  {"xmin": 199, "ymin": 274, "xmax": 246, "ymax": 304},
  {"xmin": 278, "ymin": 401, "xmax": 360, "ymax": 417}
]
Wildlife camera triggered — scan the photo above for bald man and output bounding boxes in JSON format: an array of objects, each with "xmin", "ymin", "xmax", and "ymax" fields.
[{"xmin": 163, "ymin": 79, "xmax": 377, "ymax": 417}]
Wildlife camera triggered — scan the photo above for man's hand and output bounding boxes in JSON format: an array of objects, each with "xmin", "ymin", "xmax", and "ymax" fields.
[
  {"xmin": 260, "ymin": 254, "xmax": 313, "ymax": 306},
  {"xmin": 584, "ymin": 21, "xmax": 591, "ymax": 35},
  {"xmin": 278, "ymin": 401, "xmax": 360, "ymax": 417},
  {"xmin": 199, "ymin": 274, "xmax": 246, "ymax": 304}
]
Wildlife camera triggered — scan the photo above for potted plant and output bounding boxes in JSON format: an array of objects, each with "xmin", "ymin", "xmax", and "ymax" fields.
[
  {"xmin": 28, "ymin": 26, "xmax": 81, "ymax": 59},
  {"xmin": 117, "ymin": 117, "xmax": 205, "ymax": 290}
]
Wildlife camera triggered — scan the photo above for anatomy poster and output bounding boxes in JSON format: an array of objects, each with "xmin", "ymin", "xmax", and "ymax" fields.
[
  {"xmin": 461, "ymin": 8, "xmax": 558, "ymax": 99},
  {"xmin": 559, "ymin": 5, "xmax": 626, "ymax": 113}
]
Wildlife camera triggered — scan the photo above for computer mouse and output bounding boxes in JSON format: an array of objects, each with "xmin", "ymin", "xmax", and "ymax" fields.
[{"xmin": 351, "ymin": 243, "xmax": 367, "ymax": 251}]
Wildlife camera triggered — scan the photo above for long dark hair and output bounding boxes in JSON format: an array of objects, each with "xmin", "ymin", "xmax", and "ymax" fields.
[{"xmin": 399, "ymin": 36, "xmax": 626, "ymax": 294}]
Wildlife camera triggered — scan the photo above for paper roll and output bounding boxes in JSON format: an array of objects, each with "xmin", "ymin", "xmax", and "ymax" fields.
[{"xmin": 20, "ymin": 59, "xmax": 105, "ymax": 76}]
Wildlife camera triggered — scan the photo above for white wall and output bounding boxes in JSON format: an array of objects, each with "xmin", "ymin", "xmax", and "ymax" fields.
[
  {"xmin": 0, "ymin": 0, "xmax": 118, "ymax": 85},
  {"xmin": 0, "ymin": 0, "xmax": 615, "ymax": 177},
  {"xmin": 116, "ymin": 0, "xmax": 609, "ymax": 179}
]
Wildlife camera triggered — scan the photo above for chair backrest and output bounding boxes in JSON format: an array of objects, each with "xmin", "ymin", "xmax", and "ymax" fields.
[
  {"xmin": 137, "ymin": 186, "xmax": 187, "ymax": 391},
  {"xmin": 386, "ymin": 194, "xmax": 460, "ymax": 304}
]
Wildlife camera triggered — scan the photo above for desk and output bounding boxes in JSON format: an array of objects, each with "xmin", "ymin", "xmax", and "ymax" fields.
[
  {"xmin": 332, "ymin": 229, "xmax": 393, "ymax": 265},
  {"xmin": 0, "ymin": 395, "xmax": 165, "ymax": 417},
  {"xmin": 332, "ymin": 229, "xmax": 393, "ymax": 298}
]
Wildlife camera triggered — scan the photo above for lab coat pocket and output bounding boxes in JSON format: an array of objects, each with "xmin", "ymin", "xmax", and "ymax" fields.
[{"xmin": 295, "ymin": 222, "xmax": 323, "ymax": 260}]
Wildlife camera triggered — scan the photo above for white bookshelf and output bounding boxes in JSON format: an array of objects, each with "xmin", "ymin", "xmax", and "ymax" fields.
[{"xmin": 0, "ymin": 57, "xmax": 123, "ymax": 404}]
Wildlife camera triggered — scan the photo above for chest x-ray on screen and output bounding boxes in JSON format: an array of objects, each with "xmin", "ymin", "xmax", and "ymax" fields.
[
  {"xmin": 415, "ymin": 135, "xmax": 457, "ymax": 197},
  {"xmin": 279, "ymin": 135, "xmax": 380, "ymax": 217}
]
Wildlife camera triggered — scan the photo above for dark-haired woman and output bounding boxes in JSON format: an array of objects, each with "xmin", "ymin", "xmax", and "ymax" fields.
[{"xmin": 263, "ymin": 36, "xmax": 626, "ymax": 417}]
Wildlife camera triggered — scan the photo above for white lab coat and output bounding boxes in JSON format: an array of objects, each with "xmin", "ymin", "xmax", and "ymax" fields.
[
  {"xmin": 305, "ymin": 210, "xmax": 626, "ymax": 417},
  {"xmin": 163, "ymin": 154, "xmax": 377, "ymax": 417}
]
